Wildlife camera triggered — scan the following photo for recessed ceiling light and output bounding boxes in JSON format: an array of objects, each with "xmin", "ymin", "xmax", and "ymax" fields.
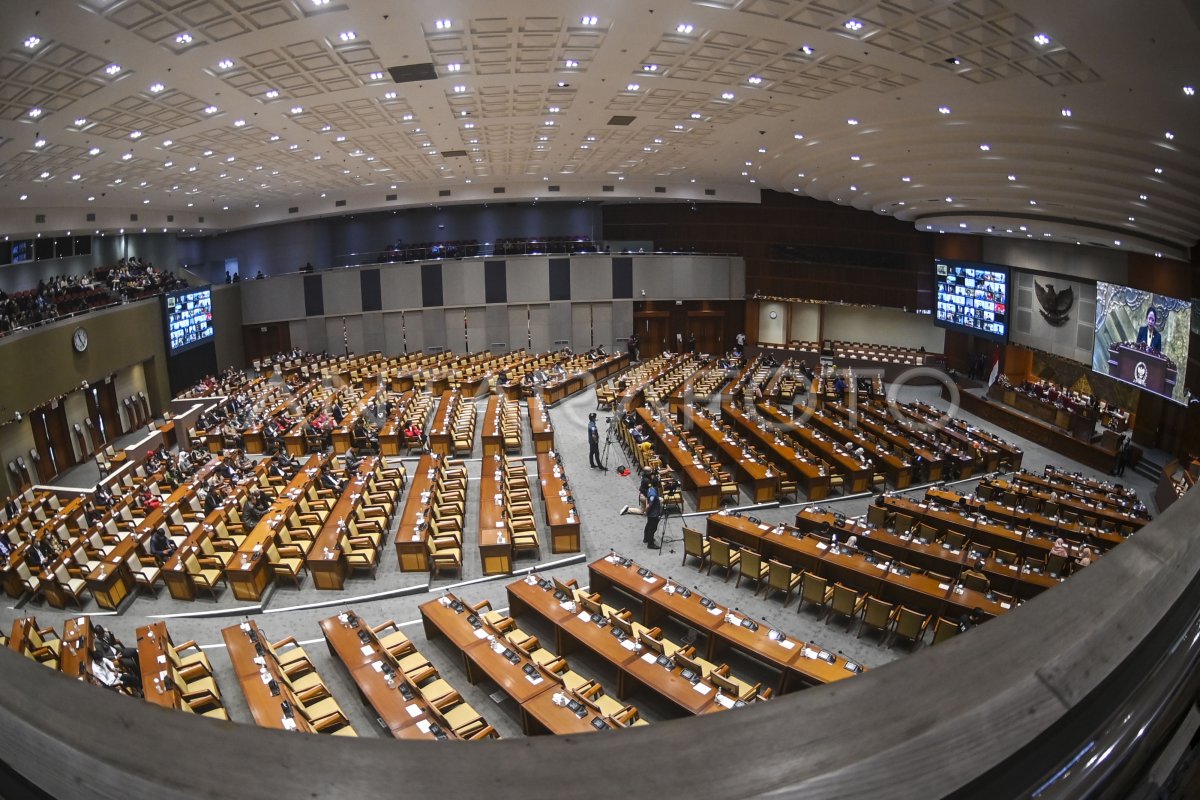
[
  {"xmin": 674, "ymin": 124, "xmax": 684, "ymax": 130},
  {"xmin": 850, "ymin": 154, "xmax": 860, "ymax": 161},
  {"xmin": 88, "ymin": 196, "xmax": 95, "ymax": 202},
  {"xmin": 677, "ymin": 23, "xmax": 693, "ymax": 34},
  {"xmin": 74, "ymin": 118, "xmax": 88, "ymax": 127},
  {"xmin": 1019, "ymin": 226, "xmax": 1027, "ymax": 231},
  {"xmin": 290, "ymin": 106, "xmax": 303, "ymax": 114},
  {"xmin": 446, "ymin": 63, "xmax": 461, "ymax": 72},
  {"xmin": 958, "ymin": 223, "xmax": 967, "ymax": 229},
  {"xmin": 369, "ymin": 72, "xmax": 385, "ymax": 81},
  {"xmin": 757, "ymin": 146, "xmax": 766, "ymax": 153},
  {"xmin": 901, "ymin": 176, "xmax": 911, "ymax": 182},
  {"xmin": 1184, "ymin": 86, "xmax": 1196, "ymax": 96},
  {"xmin": 793, "ymin": 132, "xmax": 804, "ymax": 140},
  {"xmin": 105, "ymin": 64, "xmax": 122, "ymax": 75},
  {"xmin": 204, "ymin": 105, "xmax": 218, "ymax": 114},
  {"xmin": 544, "ymin": 120, "xmax": 554, "ymax": 126},
  {"xmin": 1061, "ymin": 108, "xmax": 1072, "ymax": 117},
  {"xmin": 217, "ymin": 59, "xmax": 234, "ymax": 70},
  {"xmin": 1029, "ymin": 200, "xmax": 1037, "ymax": 205},
  {"xmin": 339, "ymin": 31, "xmax": 356, "ymax": 41},
  {"xmin": 801, "ymin": 45, "xmax": 814, "ymax": 55},
  {"xmin": 850, "ymin": 185, "xmax": 857, "ymax": 191},
  {"xmin": 581, "ymin": 15, "xmax": 598, "ymax": 26},
  {"xmin": 33, "ymin": 139, "xmax": 46, "ymax": 149},
  {"xmin": 164, "ymin": 160, "xmax": 173, "ymax": 168},
  {"xmin": 691, "ymin": 112, "xmax": 702, "ymax": 119},
  {"xmin": 1033, "ymin": 33, "xmax": 1051, "ymax": 46},
  {"xmin": 188, "ymin": 166, "xmax": 196, "ymax": 172},
  {"xmin": 938, "ymin": 106, "xmax": 951, "ymax": 115},
  {"xmin": 453, "ymin": 85, "xmax": 467, "ymax": 93},
  {"xmin": 203, "ymin": 149, "xmax": 214, "ymax": 156},
  {"xmin": 1007, "ymin": 174, "xmax": 1017, "ymax": 181},
  {"xmin": 88, "ymin": 147, "xmax": 101, "ymax": 156},
  {"xmin": 844, "ymin": 19, "xmax": 864, "ymax": 32},
  {"xmin": 548, "ymin": 106, "xmax": 559, "ymax": 113},
  {"xmin": 289, "ymin": 144, "xmax": 299, "ymax": 150},
  {"xmin": 847, "ymin": 118, "xmax": 858, "ymax": 125},
  {"xmin": 27, "ymin": 107, "xmax": 43, "ymax": 118},
  {"xmin": 721, "ymin": 92, "xmax": 734, "ymax": 100},
  {"xmin": 435, "ymin": 19, "xmax": 452, "ymax": 30},
  {"xmin": 402, "ymin": 113, "xmax": 413, "ymax": 121},
  {"xmin": 383, "ymin": 91, "xmax": 397, "ymax": 100},
  {"xmin": 1164, "ymin": 131, "xmax": 1175, "ymax": 140},
  {"xmin": 19, "ymin": 194, "xmax": 27, "ymax": 201},
  {"xmin": 1139, "ymin": 193, "xmax": 1148, "ymax": 200},
  {"xmin": 264, "ymin": 89, "xmax": 279, "ymax": 99},
  {"xmin": 747, "ymin": 76, "xmax": 762, "ymax": 85},
  {"xmin": 162, "ymin": 139, "xmax": 173, "ymax": 147},
  {"xmin": 626, "ymin": 83, "xmax": 640, "ymax": 91},
  {"xmin": 565, "ymin": 59, "xmax": 579, "ymax": 68},
  {"xmin": 149, "ymin": 82, "xmax": 165, "ymax": 93},
  {"xmin": 1128, "ymin": 216, "xmax": 1135, "ymax": 222},
  {"xmin": 24, "ymin": 36, "xmax": 40, "ymax": 49},
  {"xmin": 39, "ymin": 171, "xmax": 50, "ymax": 179},
  {"xmin": 1154, "ymin": 167, "xmax": 1163, "ymax": 174},
  {"xmin": 586, "ymin": 136, "xmax": 596, "ymax": 141},
  {"xmin": 335, "ymin": 135, "xmax": 346, "ymax": 142},
  {"xmin": 176, "ymin": 32, "xmax": 193, "ymax": 44},
  {"xmin": 643, "ymin": 64, "xmax": 659, "ymax": 72},
  {"xmin": 945, "ymin": 196, "xmax": 953, "ymax": 202},
  {"xmin": 979, "ymin": 144, "xmax": 990, "ymax": 151},
  {"xmin": 1114, "ymin": 240, "xmax": 1121, "ymax": 246},
  {"xmin": 121, "ymin": 153, "xmax": 132, "ymax": 161}
]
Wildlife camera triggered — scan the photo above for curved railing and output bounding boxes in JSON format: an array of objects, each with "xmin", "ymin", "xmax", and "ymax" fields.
[{"xmin": 2, "ymin": 487, "xmax": 1198, "ymax": 799}]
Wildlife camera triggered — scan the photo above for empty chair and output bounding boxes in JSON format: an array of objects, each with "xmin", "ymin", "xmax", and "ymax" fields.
[
  {"xmin": 889, "ymin": 606, "xmax": 932, "ymax": 648},
  {"xmin": 866, "ymin": 504, "xmax": 889, "ymax": 529},
  {"xmin": 930, "ymin": 616, "xmax": 959, "ymax": 645},
  {"xmin": 681, "ymin": 527, "xmax": 710, "ymax": 571},
  {"xmin": 993, "ymin": 548, "xmax": 1019, "ymax": 566},
  {"xmin": 762, "ymin": 559, "xmax": 802, "ymax": 607},
  {"xmin": 856, "ymin": 596, "xmax": 897, "ymax": 643},
  {"xmin": 826, "ymin": 583, "xmax": 865, "ymax": 627},
  {"xmin": 706, "ymin": 537, "xmax": 741, "ymax": 582},
  {"xmin": 892, "ymin": 513, "xmax": 914, "ymax": 536},
  {"xmin": 913, "ymin": 523, "xmax": 938, "ymax": 543},
  {"xmin": 797, "ymin": 571, "xmax": 834, "ymax": 617},
  {"xmin": 942, "ymin": 530, "xmax": 967, "ymax": 549},
  {"xmin": 735, "ymin": 550, "xmax": 769, "ymax": 594}
]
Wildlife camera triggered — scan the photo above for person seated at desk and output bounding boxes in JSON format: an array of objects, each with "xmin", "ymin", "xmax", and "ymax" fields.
[
  {"xmin": 319, "ymin": 466, "xmax": 346, "ymax": 494},
  {"xmin": 957, "ymin": 607, "xmax": 988, "ymax": 633},
  {"xmin": 148, "ymin": 527, "xmax": 177, "ymax": 567},
  {"xmin": 0, "ymin": 535, "xmax": 13, "ymax": 563},
  {"xmin": 213, "ymin": 459, "xmax": 237, "ymax": 484},
  {"xmin": 344, "ymin": 445, "xmax": 366, "ymax": 472},
  {"xmin": 1075, "ymin": 546, "xmax": 1095, "ymax": 568},
  {"xmin": 89, "ymin": 649, "xmax": 142, "ymax": 695},
  {"xmin": 1136, "ymin": 306, "xmax": 1163, "ymax": 353},
  {"xmin": 353, "ymin": 418, "xmax": 379, "ymax": 451},
  {"xmin": 630, "ymin": 424, "xmax": 649, "ymax": 445},
  {"xmin": 268, "ymin": 454, "xmax": 293, "ymax": 481},
  {"xmin": 330, "ymin": 401, "xmax": 345, "ymax": 425},
  {"xmin": 241, "ymin": 488, "xmax": 271, "ymax": 530},
  {"xmin": 496, "ymin": 369, "xmax": 509, "ymax": 386},
  {"xmin": 231, "ymin": 449, "xmax": 254, "ymax": 473}
]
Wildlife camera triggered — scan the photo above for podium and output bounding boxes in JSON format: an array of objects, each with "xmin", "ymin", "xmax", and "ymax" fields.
[{"xmin": 1108, "ymin": 343, "xmax": 1176, "ymax": 397}]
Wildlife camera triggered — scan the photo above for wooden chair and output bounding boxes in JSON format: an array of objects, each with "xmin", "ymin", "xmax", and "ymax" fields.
[
  {"xmin": 856, "ymin": 596, "xmax": 897, "ymax": 643},
  {"xmin": 735, "ymin": 550, "xmax": 769, "ymax": 594},
  {"xmin": 797, "ymin": 571, "xmax": 834, "ymax": 617},
  {"xmin": 826, "ymin": 583, "xmax": 865, "ymax": 627},
  {"xmin": 706, "ymin": 537, "xmax": 741, "ymax": 582},
  {"xmin": 763, "ymin": 559, "xmax": 801, "ymax": 607},
  {"xmin": 681, "ymin": 527, "xmax": 710, "ymax": 571},
  {"xmin": 889, "ymin": 606, "xmax": 932, "ymax": 648},
  {"xmin": 930, "ymin": 616, "xmax": 959, "ymax": 645}
]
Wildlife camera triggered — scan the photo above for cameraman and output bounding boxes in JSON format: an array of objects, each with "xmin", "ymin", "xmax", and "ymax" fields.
[{"xmin": 588, "ymin": 412, "xmax": 603, "ymax": 469}]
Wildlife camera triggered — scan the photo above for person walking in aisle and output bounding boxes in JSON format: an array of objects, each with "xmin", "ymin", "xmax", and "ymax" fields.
[{"xmin": 587, "ymin": 412, "xmax": 603, "ymax": 469}]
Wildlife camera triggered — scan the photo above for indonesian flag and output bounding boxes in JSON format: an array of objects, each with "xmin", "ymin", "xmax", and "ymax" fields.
[{"xmin": 987, "ymin": 345, "xmax": 1001, "ymax": 386}]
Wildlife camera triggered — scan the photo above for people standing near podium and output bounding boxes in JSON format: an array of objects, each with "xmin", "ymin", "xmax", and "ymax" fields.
[
  {"xmin": 1136, "ymin": 307, "xmax": 1163, "ymax": 353},
  {"xmin": 1114, "ymin": 431, "xmax": 1133, "ymax": 477}
]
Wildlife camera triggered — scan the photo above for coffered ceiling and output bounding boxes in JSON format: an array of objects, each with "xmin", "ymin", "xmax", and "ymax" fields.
[{"xmin": 0, "ymin": 0, "xmax": 1196, "ymax": 258}]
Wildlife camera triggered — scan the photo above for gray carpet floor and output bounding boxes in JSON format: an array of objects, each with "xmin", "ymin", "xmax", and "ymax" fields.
[{"xmin": 5, "ymin": 378, "xmax": 1164, "ymax": 738}]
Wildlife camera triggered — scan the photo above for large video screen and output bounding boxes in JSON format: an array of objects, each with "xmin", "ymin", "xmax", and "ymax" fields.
[
  {"xmin": 934, "ymin": 259, "xmax": 1009, "ymax": 340},
  {"xmin": 1093, "ymin": 283, "xmax": 1191, "ymax": 404},
  {"xmin": 164, "ymin": 287, "xmax": 214, "ymax": 354}
]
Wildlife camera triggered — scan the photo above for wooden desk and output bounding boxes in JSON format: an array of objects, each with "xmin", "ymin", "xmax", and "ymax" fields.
[
  {"xmin": 720, "ymin": 402, "xmax": 830, "ymax": 500},
  {"xmin": 222, "ymin": 621, "xmax": 315, "ymax": 732},
  {"xmin": 427, "ymin": 391, "xmax": 457, "ymax": 456},
  {"xmin": 306, "ymin": 457, "xmax": 380, "ymax": 590},
  {"xmin": 528, "ymin": 396, "xmax": 555, "ymax": 453},
  {"xmin": 536, "ymin": 453, "xmax": 580, "ymax": 554},
  {"xmin": 58, "ymin": 616, "xmax": 93, "ymax": 681},
  {"xmin": 227, "ymin": 526, "xmax": 276, "ymax": 601},
  {"xmin": 85, "ymin": 537, "xmax": 138, "ymax": 610},
  {"xmin": 137, "ymin": 622, "xmax": 182, "ymax": 710},
  {"xmin": 481, "ymin": 396, "xmax": 504, "ymax": 457},
  {"xmin": 751, "ymin": 403, "xmax": 871, "ymax": 494},
  {"xmin": 395, "ymin": 454, "xmax": 438, "ymax": 572},
  {"xmin": 634, "ymin": 407, "xmax": 721, "ymax": 511},
  {"xmin": 419, "ymin": 594, "xmax": 490, "ymax": 674},
  {"xmin": 478, "ymin": 454, "xmax": 512, "ymax": 575},
  {"xmin": 519, "ymin": 687, "xmax": 614, "ymax": 735},
  {"xmin": 687, "ymin": 407, "xmax": 778, "ymax": 503}
]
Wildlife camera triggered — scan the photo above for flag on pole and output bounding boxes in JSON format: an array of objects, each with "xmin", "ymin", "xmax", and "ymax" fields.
[{"xmin": 987, "ymin": 344, "xmax": 1001, "ymax": 386}]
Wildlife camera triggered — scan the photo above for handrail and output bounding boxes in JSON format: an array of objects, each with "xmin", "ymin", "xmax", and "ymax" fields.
[{"xmin": 0, "ymin": 488, "xmax": 1197, "ymax": 799}]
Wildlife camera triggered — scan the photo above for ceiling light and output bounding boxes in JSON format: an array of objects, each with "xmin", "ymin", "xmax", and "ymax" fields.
[
  {"xmin": 565, "ymin": 59, "xmax": 579, "ymax": 68},
  {"xmin": 130, "ymin": 130, "xmax": 144, "ymax": 139},
  {"xmin": 435, "ymin": 18, "xmax": 452, "ymax": 30},
  {"xmin": 1113, "ymin": 240, "xmax": 1121, "ymax": 246},
  {"xmin": 188, "ymin": 166, "xmax": 196, "ymax": 172},
  {"xmin": 1128, "ymin": 216, "xmax": 1136, "ymax": 222},
  {"xmin": 901, "ymin": 176, "xmax": 911, "ymax": 182},
  {"xmin": 217, "ymin": 59, "xmax": 234, "ymax": 70},
  {"xmin": 290, "ymin": 106, "xmax": 303, "ymax": 114},
  {"xmin": 369, "ymin": 72, "xmax": 385, "ymax": 81},
  {"xmin": 958, "ymin": 223, "xmax": 967, "ymax": 229},
  {"xmin": 335, "ymin": 135, "xmax": 346, "ymax": 142},
  {"xmin": 747, "ymin": 76, "xmax": 762, "ymax": 85},
  {"xmin": 1139, "ymin": 193, "xmax": 1148, "ymax": 200},
  {"xmin": 233, "ymin": 119, "xmax": 247, "ymax": 127},
  {"xmin": 581, "ymin": 16, "xmax": 598, "ymax": 26},
  {"xmin": 19, "ymin": 194, "xmax": 27, "ymax": 201},
  {"xmin": 979, "ymin": 144, "xmax": 990, "ymax": 151},
  {"xmin": 24, "ymin": 36, "xmax": 40, "ymax": 49},
  {"xmin": 1033, "ymin": 33, "xmax": 1051, "ymax": 46},
  {"xmin": 265, "ymin": 89, "xmax": 279, "ymax": 99},
  {"xmin": 27, "ymin": 107, "xmax": 43, "ymax": 118},
  {"xmin": 626, "ymin": 83, "xmax": 640, "ymax": 91},
  {"xmin": 757, "ymin": 146, "xmax": 766, "ymax": 153},
  {"xmin": 289, "ymin": 144, "xmax": 299, "ymax": 150},
  {"xmin": 164, "ymin": 161, "xmax": 173, "ymax": 168},
  {"xmin": 1060, "ymin": 108, "xmax": 1072, "ymax": 117},
  {"xmin": 1007, "ymin": 174, "xmax": 1017, "ymax": 181},
  {"xmin": 691, "ymin": 112, "xmax": 702, "ymax": 119},
  {"xmin": 1019, "ymin": 226, "xmax": 1027, "ymax": 231},
  {"xmin": 847, "ymin": 118, "xmax": 859, "ymax": 125},
  {"xmin": 463, "ymin": 122, "xmax": 475, "ymax": 129},
  {"xmin": 105, "ymin": 64, "xmax": 122, "ymax": 76},
  {"xmin": 643, "ymin": 64, "xmax": 659, "ymax": 72},
  {"xmin": 226, "ymin": 155, "xmax": 235, "ymax": 162},
  {"xmin": 1164, "ymin": 131, "xmax": 1175, "ymax": 140},
  {"xmin": 204, "ymin": 105, "xmax": 218, "ymax": 114},
  {"xmin": 544, "ymin": 120, "xmax": 554, "ymax": 126},
  {"xmin": 548, "ymin": 106, "xmax": 559, "ymax": 112},
  {"xmin": 121, "ymin": 153, "xmax": 132, "ymax": 161},
  {"xmin": 176, "ymin": 32, "xmax": 193, "ymax": 44},
  {"xmin": 33, "ymin": 139, "xmax": 46, "ymax": 149},
  {"xmin": 844, "ymin": 19, "xmax": 864, "ymax": 32},
  {"xmin": 88, "ymin": 147, "xmax": 101, "ymax": 156},
  {"xmin": 88, "ymin": 197, "xmax": 95, "ymax": 202},
  {"xmin": 162, "ymin": 139, "xmax": 173, "ymax": 147},
  {"xmin": 945, "ymin": 196, "xmax": 953, "ymax": 202},
  {"xmin": 801, "ymin": 45, "xmax": 814, "ymax": 55},
  {"xmin": 1154, "ymin": 166, "xmax": 1163, "ymax": 174},
  {"xmin": 721, "ymin": 92, "xmax": 735, "ymax": 100},
  {"xmin": 402, "ymin": 114, "xmax": 413, "ymax": 121},
  {"xmin": 850, "ymin": 185, "xmax": 857, "ymax": 191},
  {"xmin": 446, "ymin": 63, "xmax": 461, "ymax": 72},
  {"xmin": 39, "ymin": 171, "xmax": 50, "ymax": 179},
  {"xmin": 938, "ymin": 106, "xmax": 951, "ymax": 115},
  {"xmin": 452, "ymin": 85, "xmax": 467, "ymax": 93},
  {"xmin": 586, "ymin": 136, "xmax": 596, "ymax": 141},
  {"xmin": 149, "ymin": 82, "xmax": 167, "ymax": 94},
  {"xmin": 203, "ymin": 149, "xmax": 214, "ymax": 156},
  {"xmin": 677, "ymin": 24, "xmax": 693, "ymax": 34},
  {"xmin": 1029, "ymin": 200, "xmax": 1037, "ymax": 205},
  {"xmin": 339, "ymin": 31, "xmax": 356, "ymax": 41},
  {"xmin": 74, "ymin": 118, "xmax": 88, "ymax": 127},
  {"xmin": 1184, "ymin": 86, "xmax": 1195, "ymax": 96}
]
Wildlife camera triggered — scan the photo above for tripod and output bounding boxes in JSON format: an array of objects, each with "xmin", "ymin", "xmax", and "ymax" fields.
[
  {"xmin": 599, "ymin": 415, "xmax": 618, "ymax": 471},
  {"xmin": 656, "ymin": 478, "xmax": 684, "ymax": 552}
]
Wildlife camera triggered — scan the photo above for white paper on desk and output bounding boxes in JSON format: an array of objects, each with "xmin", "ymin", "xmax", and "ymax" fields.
[
  {"xmin": 802, "ymin": 647, "xmax": 819, "ymax": 660},
  {"xmin": 559, "ymin": 601, "xmax": 575, "ymax": 612},
  {"xmin": 706, "ymin": 606, "xmax": 723, "ymax": 617},
  {"xmin": 715, "ymin": 693, "xmax": 736, "ymax": 709},
  {"xmin": 371, "ymin": 661, "xmax": 383, "ymax": 672},
  {"xmin": 779, "ymin": 639, "xmax": 796, "ymax": 650},
  {"xmin": 526, "ymin": 674, "xmax": 544, "ymax": 685},
  {"xmin": 874, "ymin": 563, "xmax": 887, "ymax": 570},
  {"xmin": 640, "ymin": 652, "xmax": 656, "ymax": 664},
  {"xmin": 1000, "ymin": 602, "xmax": 1012, "ymax": 610},
  {"xmin": 359, "ymin": 644, "xmax": 374, "ymax": 656},
  {"xmin": 692, "ymin": 682, "xmax": 713, "ymax": 695},
  {"xmin": 1008, "ymin": 564, "xmax": 1018, "ymax": 571},
  {"xmin": 620, "ymin": 638, "xmax": 638, "ymax": 651},
  {"xmin": 282, "ymin": 717, "xmax": 297, "ymax": 731},
  {"xmin": 642, "ymin": 575, "xmax": 657, "ymax": 584},
  {"xmin": 260, "ymin": 671, "xmax": 272, "ymax": 684},
  {"xmin": 242, "ymin": 562, "xmax": 252, "ymax": 570},
  {"xmin": 416, "ymin": 719, "xmax": 432, "ymax": 733},
  {"xmin": 156, "ymin": 654, "xmax": 166, "ymax": 664},
  {"xmin": 405, "ymin": 704, "xmax": 423, "ymax": 718},
  {"xmin": 472, "ymin": 627, "xmax": 488, "ymax": 640},
  {"xmin": 757, "ymin": 524, "xmax": 770, "ymax": 531},
  {"xmin": 938, "ymin": 583, "xmax": 951, "ymax": 591},
  {"xmin": 816, "ymin": 542, "xmax": 828, "ymax": 550}
]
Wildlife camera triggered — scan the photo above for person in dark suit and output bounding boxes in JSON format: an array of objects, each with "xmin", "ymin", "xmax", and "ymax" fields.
[
  {"xmin": 642, "ymin": 482, "xmax": 662, "ymax": 548},
  {"xmin": 1135, "ymin": 306, "xmax": 1163, "ymax": 353},
  {"xmin": 320, "ymin": 466, "xmax": 346, "ymax": 494},
  {"xmin": 587, "ymin": 413, "xmax": 602, "ymax": 469},
  {"xmin": 330, "ymin": 401, "xmax": 345, "ymax": 425},
  {"xmin": 148, "ymin": 527, "xmax": 177, "ymax": 566}
]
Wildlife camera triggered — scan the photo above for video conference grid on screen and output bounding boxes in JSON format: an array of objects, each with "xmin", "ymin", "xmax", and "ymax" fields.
[
  {"xmin": 166, "ymin": 288, "xmax": 214, "ymax": 353},
  {"xmin": 1091, "ymin": 282, "xmax": 1192, "ymax": 405},
  {"xmin": 934, "ymin": 259, "xmax": 1009, "ymax": 339}
]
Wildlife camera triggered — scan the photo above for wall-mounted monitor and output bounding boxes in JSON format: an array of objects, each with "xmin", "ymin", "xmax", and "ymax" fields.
[
  {"xmin": 1092, "ymin": 283, "xmax": 1191, "ymax": 405},
  {"xmin": 163, "ymin": 287, "xmax": 214, "ymax": 354},
  {"xmin": 934, "ymin": 259, "xmax": 1009, "ymax": 341}
]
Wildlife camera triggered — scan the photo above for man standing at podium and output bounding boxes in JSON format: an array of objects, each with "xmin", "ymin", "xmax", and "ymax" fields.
[{"xmin": 1136, "ymin": 306, "xmax": 1163, "ymax": 353}]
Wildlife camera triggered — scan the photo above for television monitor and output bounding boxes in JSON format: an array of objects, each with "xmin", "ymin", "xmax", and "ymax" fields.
[
  {"xmin": 1092, "ymin": 283, "xmax": 1192, "ymax": 404},
  {"xmin": 933, "ymin": 259, "xmax": 1010, "ymax": 341},
  {"xmin": 11, "ymin": 241, "xmax": 31, "ymax": 263},
  {"xmin": 164, "ymin": 287, "xmax": 214, "ymax": 354}
]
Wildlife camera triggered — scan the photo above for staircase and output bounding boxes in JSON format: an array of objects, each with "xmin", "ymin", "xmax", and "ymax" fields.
[{"xmin": 1133, "ymin": 456, "xmax": 1164, "ymax": 484}]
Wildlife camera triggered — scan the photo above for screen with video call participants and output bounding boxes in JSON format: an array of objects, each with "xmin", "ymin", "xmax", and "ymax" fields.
[
  {"xmin": 934, "ymin": 259, "xmax": 1009, "ymax": 341},
  {"xmin": 164, "ymin": 287, "xmax": 214, "ymax": 354},
  {"xmin": 1092, "ymin": 282, "xmax": 1191, "ymax": 405}
]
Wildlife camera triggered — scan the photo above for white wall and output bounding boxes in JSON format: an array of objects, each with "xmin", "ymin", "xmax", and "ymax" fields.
[
  {"xmin": 823, "ymin": 306, "xmax": 946, "ymax": 352},
  {"xmin": 789, "ymin": 303, "xmax": 821, "ymax": 342},
  {"xmin": 982, "ymin": 239, "xmax": 1126, "ymax": 284},
  {"xmin": 757, "ymin": 301, "xmax": 788, "ymax": 345}
]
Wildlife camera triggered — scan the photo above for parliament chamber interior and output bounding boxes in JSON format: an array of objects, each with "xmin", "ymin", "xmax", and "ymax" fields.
[{"xmin": 0, "ymin": 1, "xmax": 1199, "ymax": 798}]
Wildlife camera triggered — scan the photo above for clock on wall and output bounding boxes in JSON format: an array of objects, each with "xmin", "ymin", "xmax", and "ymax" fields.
[
  {"xmin": 768, "ymin": 310, "xmax": 779, "ymax": 319},
  {"xmin": 72, "ymin": 327, "xmax": 89, "ymax": 353}
]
